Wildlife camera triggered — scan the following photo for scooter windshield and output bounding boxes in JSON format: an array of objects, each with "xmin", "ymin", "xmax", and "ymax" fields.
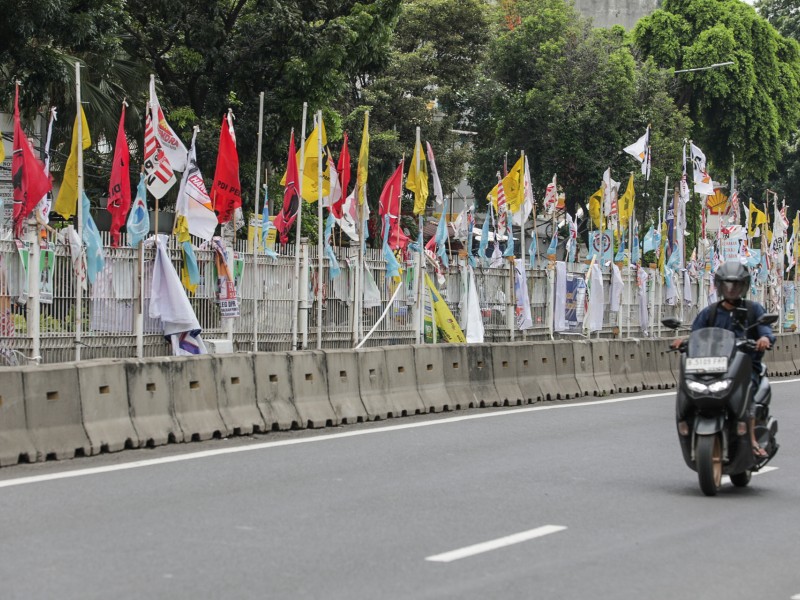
[{"xmin": 687, "ymin": 327, "xmax": 736, "ymax": 359}]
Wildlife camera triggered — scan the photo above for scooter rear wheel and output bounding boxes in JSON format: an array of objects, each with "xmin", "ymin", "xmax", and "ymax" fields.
[{"xmin": 697, "ymin": 434, "xmax": 722, "ymax": 496}]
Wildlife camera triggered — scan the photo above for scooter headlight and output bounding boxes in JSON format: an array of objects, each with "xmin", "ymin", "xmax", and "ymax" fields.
[
  {"xmin": 686, "ymin": 380, "xmax": 708, "ymax": 393},
  {"xmin": 708, "ymin": 379, "xmax": 732, "ymax": 393}
]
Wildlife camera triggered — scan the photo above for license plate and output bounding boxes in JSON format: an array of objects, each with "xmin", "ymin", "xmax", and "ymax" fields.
[{"xmin": 685, "ymin": 356, "xmax": 728, "ymax": 374}]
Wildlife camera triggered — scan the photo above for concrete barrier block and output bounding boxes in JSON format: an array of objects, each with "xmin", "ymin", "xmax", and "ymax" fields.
[
  {"xmin": 324, "ymin": 350, "xmax": 367, "ymax": 424},
  {"xmin": 23, "ymin": 364, "xmax": 91, "ymax": 461},
  {"xmin": 572, "ymin": 341, "xmax": 600, "ymax": 397},
  {"xmin": 440, "ymin": 344, "xmax": 475, "ymax": 409},
  {"xmin": 790, "ymin": 334, "xmax": 800, "ymax": 374},
  {"xmin": 213, "ymin": 354, "xmax": 266, "ymax": 435},
  {"xmin": 253, "ymin": 352, "xmax": 303, "ymax": 430},
  {"xmin": 551, "ymin": 341, "xmax": 583, "ymax": 398},
  {"xmin": 638, "ymin": 339, "xmax": 667, "ymax": 391},
  {"xmin": 588, "ymin": 340, "xmax": 617, "ymax": 395},
  {"xmin": 413, "ymin": 345, "xmax": 452, "ymax": 412},
  {"xmin": 531, "ymin": 343, "xmax": 560, "ymax": 400},
  {"xmin": 0, "ymin": 369, "xmax": 36, "ymax": 466},
  {"xmin": 622, "ymin": 339, "xmax": 648, "ymax": 391},
  {"xmin": 653, "ymin": 341, "xmax": 677, "ymax": 388},
  {"xmin": 126, "ymin": 358, "xmax": 184, "ymax": 447},
  {"xmin": 507, "ymin": 342, "xmax": 545, "ymax": 403},
  {"xmin": 488, "ymin": 343, "xmax": 524, "ymax": 406},
  {"xmin": 357, "ymin": 348, "xmax": 415, "ymax": 420},
  {"xmin": 608, "ymin": 340, "xmax": 636, "ymax": 393},
  {"xmin": 289, "ymin": 351, "xmax": 338, "ymax": 428},
  {"xmin": 467, "ymin": 345, "xmax": 502, "ymax": 408},
  {"xmin": 77, "ymin": 360, "xmax": 140, "ymax": 454},
  {"xmin": 170, "ymin": 355, "xmax": 229, "ymax": 441},
  {"xmin": 383, "ymin": 346, "xmax": 426, "ymax": 416}
]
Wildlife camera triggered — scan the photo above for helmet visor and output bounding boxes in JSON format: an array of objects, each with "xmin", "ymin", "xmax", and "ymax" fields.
[{"xmin": 718, "ymin": 280, "xmax": 746, "ymax": 300}]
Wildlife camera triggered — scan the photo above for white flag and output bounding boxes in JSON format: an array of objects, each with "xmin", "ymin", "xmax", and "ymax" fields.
[
  {"xmin": 602, "ymin": 168, "xmax": 619, "ymax": 217},
  {"xmin": 465, "ymin": 265, "xmax": 484, "ymax": 343},
  {"xmin": 610, "ymin": 262, "xmax": 624, "ymax": 312},
  {"xmin": 690, "ymin": 142, "xmax": 714, "ymax": 196},
  {"xmin": 175, "ymin": 130, "xmax": 218, "ymax": 241},
  {"xmin": 426, "ymin": 142, "xmax": 444, "ymax": 205},
  {"xmin": 513, "ymin": 155, "xmax": 535, "ymax": 227},
  {"xmin": 623, "ymin": 126, "xmax": 650, "ymax": 177},
  {"xmin": 585, "ymin": 262, "xmax": 605, "ymax": 333},
  {"xmin": 543, "ymin": 173, "xmax": 558, "ymax": 215},
  {"xmin": 150, "ymin": 76, "xmax": 188, "ymax": 172}
]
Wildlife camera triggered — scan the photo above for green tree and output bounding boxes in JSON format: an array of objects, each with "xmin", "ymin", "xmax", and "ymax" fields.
[{"xmin": 633, "ymin": 0, "xmax": 800, "ymax": 181}]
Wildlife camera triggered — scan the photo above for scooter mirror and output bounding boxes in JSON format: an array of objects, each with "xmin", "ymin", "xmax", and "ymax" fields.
[
  {"xmin": 758, "ymin": 313, "xmax": 779, "ymax": 326},
  {"xmin": 661, "ymin": 317, "xmax": 681, "ymax": 330}
]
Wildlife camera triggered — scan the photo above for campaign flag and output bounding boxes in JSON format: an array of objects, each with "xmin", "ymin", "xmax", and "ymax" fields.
[
  {"xmin": 589, "ymin": 186, "xmax": 603, "ymax": 229},
  {"xmin": 107, "ymin": 104, "xmax": 131, "ymax": 247},
  {"xmin": 336, "ymin": 189, "xmax": 361, "ymax": 242},
  {"xmin": 323, "ymin": 149, "xmax": 340, "ymax": 210},
  {"xmin": 488, "ymin": 156, "xmax": 524, "ymax": 214},
  {"xmin": 643, "ymin": 226, "xmax": 656, "ymax": 253},
  {"xmin": 478, "ymin": 210, "xmax": 490, "ymax": 265},
  {"xmin": 324, "ymin": 212, "xmax": 341, "ymax": 279},
  {"xmin": 528, "ymin": 231, "xmax": 537, "ymax": 269},
  {"xmin": 503, "ymin": 221, "xmax": 514, "ymax": 258},
  {"xmin": 35, "ymin": 106, "xmax": 57, "ymax": 225},
  {"xmin": 496, "ymin": 176, "xmax": 508, "ymax": 235},
  {"xmin": 426, "ymin": 141, "xmax": 444, "ymax": 206},
  {"xmin": 618, "ymin": 174, "xmax": 635, "ymax": 227},
  {"xmin": 149, "ymin": 77, "xmax": 188, "ymax": 171},
  {"xmin": 623, "ymin": 125, "xmax": 650, "ymax": 177},
  {"xmin": 357, "ymin": 113, "xmax": 369, "ymax": 205},
  {"xmin": 546, "ymin": 229, "xmax": 558, "ymax": 261},
  {"xmin": 435, "ymin": 198, "xmax": 450, "ymax": 268},
  {"xmin": 406, "ymin": 139, "xmax": 429, "ymax": 215},
  {"xmin": 211, "ymin": 111, "xmax": 241, "ymax": 224},
  {"xmin": 127, "ymin": 174, "xmax": 150, "ymax": 247},
  {"xmin": 543, "ymin": 174, "xmax": 558, "ymax": 215},
  {"xmin": 425, "ymin": 273, "xmax": 466, "ymax": 343},
  {"xmin": 513, "ymin": 156, "xmax": 535, "ymax": 227},
  {"xmin": 748, "ymin": 199, "xmax": 767, "ymax": 238},
  {"xmin": 53, "ymin": 105, "xmax": 90, "ymax": 221},
  {"xmin": 332, "ymin": 133, "xmax": 351, "ymax": 218},
  {"xmin": 81, "ymin": 192, "xmax": 105, "ymax": 285},
  {"xmin": 379, "ymin": 160, "xmax": 404, "ymax": 218},
  {"xmin": 12, "ymin": 85, "xmax": 52, "ymax": 234},
  {"xmin": 690, "ymin": 142, "xmax": 715, "ymax": 195},
  {"xmin": 274, "ymin": 131, "xmax": 300, "ymax": 244},
  {"xmin": 174, "ymin": 129, "xmax": 218, "ymax": 241},
  {"xmin": 259, "ymin": 196, "xmax": 279, "ymax": 260},
  {"xmin": 382, "ymin": 215, "xmax": 402, "ymax": 279},
  {"xmin": 143, "ymin": 111, "xmax": 177, "ymax": 199},
  {"xmin": 566, "ymin": 212, "xmax": 577, "ymax": 262}
]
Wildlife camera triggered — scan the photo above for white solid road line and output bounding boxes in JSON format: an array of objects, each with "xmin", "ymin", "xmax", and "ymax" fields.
[
  {"xmin": 0, "ymin": 392, "xmax": 672, "ymax": 489},
  {"xmin": 425, "ymin": 525, "xmax": 567, "ymax": 563},
  {"xmin": 721, "ymin": 466, "xmax": 779, "ymax": 486}
]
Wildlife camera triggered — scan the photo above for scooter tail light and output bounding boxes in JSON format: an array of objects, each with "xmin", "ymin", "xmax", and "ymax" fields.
[
  {"xmin": 737, "ymin": 421, "xmax": 748, "ymax": 436},
  {"xmin": 678, "ymin": 421, "xmax": 690, "ymax": 436}
]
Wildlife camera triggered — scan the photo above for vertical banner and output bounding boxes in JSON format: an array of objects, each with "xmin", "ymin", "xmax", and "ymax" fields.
[
  {"xmin": 514, "ymin": 261, "xmax": 533, "ymax": 330},
  {"xmin": 783, "ymin": 282, "xmax": 795, "ymax": 330},
  {"xmin": 423, "ymin": 278, "xmax": 436, "ymax": 343},
  {"xmin": 39, "ymin": 241, "xmax": 55, "ymax": 304},
  {"xmin": 554, "ymin": 261, "xmax": 586, "ymax": 333}
]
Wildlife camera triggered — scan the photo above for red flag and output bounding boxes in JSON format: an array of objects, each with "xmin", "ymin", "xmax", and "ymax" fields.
[
  {"xmin": 274, "ymin": 131, "xmax": 300, "ymax": 245},
  {"xmin": 107, "ymin": 104, "xmax": 131, "ymax": 247},
  {"xmin": 388, "ymin": 218, "xmax": 410, "ymax": 251},
  {"xmin": 12, "ymin": 85, "xmax": 51, "ymax": 237},
  {"xmin": 332, "ymin": 133, "xmax": 351, "ymax": 219},
  {"xmin": 210, "ymin": 112, "xmax": 241, "ymax": 224},
  {"xmin": 379, "ymin": 160, "xmax": 404, "ymax": 218}
]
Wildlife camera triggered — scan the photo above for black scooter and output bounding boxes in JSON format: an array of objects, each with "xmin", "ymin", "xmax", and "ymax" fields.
[{"xmin": 662, "ymin": 313, "xmax": 780, "ymax": 496}]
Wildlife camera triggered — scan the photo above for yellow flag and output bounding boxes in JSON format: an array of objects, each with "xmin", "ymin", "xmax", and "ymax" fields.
[
  {"xmin": 794, "ymin": 212, "xmax": 800, "ymax": 258},
  {"xmin": 658, "ymin": 221, "xmax": 667, "ymax": 275},
  {"xmin": 618, "ymin": 174, "xmax": 635, "ymax": 226},
  {"xmin": 0, "ymin": 133, "xmax": 5, "ymax": 163},
  {"xmin": 406, "ymin": 139, "xmax": 429, "ymax": 215},
  {"xmin": 588, "ymin": 187, "xmax": 603, "ymax": 229},
  {"xmin": 748, "ymin": 200, "xmax": 767, "ymax": 237},
  {"xmin": 487, "ymin": 156, "xmax": 524, "ymax": 213},
  {"xmin": 280, "ymin": 119, "xmax": 328, "ymax": 202},
  {"xmin": 54, "ymin": 107, "xmax": 91, "ymax": 219},
  {"xmin": 425, "ymin": 273, "xmax": 465, "ymax": 343},
  {"xmin": 357, "ymin": 113, "xmax": 369, "ymax": 205}
]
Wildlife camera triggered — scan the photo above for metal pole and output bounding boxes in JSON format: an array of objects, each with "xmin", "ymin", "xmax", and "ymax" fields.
[
  {"xmin": 252, "ymin": 91, "xmax": 265, "ymax": 352},
  {"xmin": 75, "ymin": 62, "xmax": 84, "ymax": 362},
  {"xmin": 291, "ymin": 103, "xmax": 308, "ymax": 350},
  {"xmin": 316, "ymin": 111, "xmax": 324, "ymax": 349}
]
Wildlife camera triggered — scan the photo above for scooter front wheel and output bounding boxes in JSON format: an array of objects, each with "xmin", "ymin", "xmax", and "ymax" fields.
[{"xmin": 696, "ymin": 434, "xmax": 722, "ymax": 496}]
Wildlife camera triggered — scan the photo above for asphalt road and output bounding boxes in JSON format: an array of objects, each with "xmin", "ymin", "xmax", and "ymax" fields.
[{"xmin": 1, "ymin": 378, "xmax": 799, "ymax": 600}]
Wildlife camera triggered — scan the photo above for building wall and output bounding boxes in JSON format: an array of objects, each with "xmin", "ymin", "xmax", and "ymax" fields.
[{"xmin": 572, "ymin": 0, "xmax": 660, "ymax": 30}]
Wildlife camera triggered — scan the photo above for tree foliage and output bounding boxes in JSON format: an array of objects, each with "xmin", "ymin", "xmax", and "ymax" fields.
[{"xmin": 634, "ymin": 0, "xmax": 800, "ymax": 181}]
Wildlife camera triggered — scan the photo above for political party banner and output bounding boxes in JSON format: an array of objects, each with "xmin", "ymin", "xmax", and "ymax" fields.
[
  {"xmin": 424, "ymin": 273, "xmax": 465, "ymax": 343},
  {"xmin": 39, "ymin": 241, "xmax": 55, "ymax": 304},
  {"xmin": 587, "ymin": 229, "xmax": 613, "ymax": 263},
  {"xmin": 554, "ymin": 261, "xmax": 586, "ymax": 333},
  {"xmin": 720, "ymin": 237, "xmax": 742, "ymax": 262},
  {"xmin": 247, "ymin": 216, "xmax": 277, "ymax": 253},
  {"xmin": 783, "ymin": 282, "xmax": 795, "ymax": 330}
]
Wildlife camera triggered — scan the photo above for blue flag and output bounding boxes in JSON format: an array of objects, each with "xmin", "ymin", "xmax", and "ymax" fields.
[
  {"xmin": 81, "ymin": 192, "xmax": 105, "ymax": 285},
  {"xmin": 546, "ymin": 232, "xmax": 558, "ymax": 260},
  {"xmin": 529, "ymin": 233, "xmax": 537, "ymax": 269},
  {"xmin": 435, "ymin": 198, "xmax": 450, "ymax": 268},
  {"xmin": 182, "ymin": 241, "xmax": 200, "ymax": 285},
  {"xmin": 126, "ymin": 174, "xmax": 150, "ymax": 247},
  {"xmin": 614, "ymin": 234, "xmax": 626, "ymax": 262},
  {"xmin": 503, "ymin": 221, "xmax": 514, "ymax": 258},
  {"xmin": 382, "ymin": 215, "xmax": 401, "ymax": 279},
  {"xmin": 324, "ymin": 212, "xmax": 341, "ymax": 279},
  {"xmin": 643, "ymin": 226, "xmax": 656, "ymax": 253},
  {"xmin": 260, "ymin": 199, "xmax": 279, "ymax": 260},
  {"xmin": 478, "ymin": 212, "xmax": 490, "ymax": 265},
  {"xmin": 632, "ymin": 232, "xmax": 640, "ymax": 265}
]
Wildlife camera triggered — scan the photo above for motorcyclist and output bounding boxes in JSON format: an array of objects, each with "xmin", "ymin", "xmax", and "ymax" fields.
[{"xmin": 670, "ymin": 260, "xmax": 775, "ymax": 458}]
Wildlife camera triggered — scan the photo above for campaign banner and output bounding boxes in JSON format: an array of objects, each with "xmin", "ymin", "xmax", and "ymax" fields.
[
  {"xmin": 587, "ymin": 229, "xmax": 613, "ymax": 262},
  {"xmin": 554, "ymin": 261, "xmax": 586, "ymax": 333}
]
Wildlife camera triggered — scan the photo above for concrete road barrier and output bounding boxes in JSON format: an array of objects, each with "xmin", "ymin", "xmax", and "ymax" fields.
[
  {"xmin": 125, "ymin": 358, "xmax": 184, "ymax": 447},
  {"xmin": 653, "ymin": 341, "xmax": 677, "ymax": 389},
  {"xmin": 323, "ymin": 349, "xmax": 367, "ymax": 424},
  {"xmin": 608, "ymin": 340, "xmax": 634, "ymax": 393},
  {"xmin": 289, "ymin": 351, "xmax": 338, "ymax": 428},
  {"xmin": 531, "ymin": 343, "xmax": 560, "ymax": 400},
  {"xmin": 77, "ymin": 360, "xmax": 140, "ymax": 454},
  {"xmin": 507, "ymin": 342, "xmax": 545, "ymax": 403},
  {"xmin": 467, "ymin": 345, "xmax": 502, "ymax": 408},
  {"xmin": 0, "ymin": 369, "xmax": 36, "ymax": 466},
  {"xmin": 213, "ymin": 353, "xmax": 265, "ymax": 435},
  {"xmin": 638, "ymin": 339, "xmax": 667, "ymax": 391},
  {"xmin": 488, "ymin": 343, "xmax": 524, "ymax": 406},
  {"xmin": 357, "ymin": 348, "xmax": 414, "ymax": 420},
  {"xmin": 253, "ymin": 352, "xmax": 303, "ymax": 431},
  {"xmin": 588, "ymin": 340, "xmax": 617, "ymax": 395},
  {"xmin": 440, "ymin": 344, "xmax": 475, "ymax": 409},
  {"xmin": 383, "ymin": 346, "xmax": 427, "ymax": 416},
  {"xmin": 413, "ymin": 345, "xmax": 452, "ymax": 412},
  {"xmin": 622, "ymin": 339, "xmax": 649, "ymax": 391},
  {"xmin": 23, "ymin": 363, "xmax": 91, "ymax": 461},
  {"xmin": 572, "ymin": 341, "xmax": 600, "ymax": 397},
  {"xmin": 170, "ymin": 355, "xmax": 229, "ymax": 441},
  {"xmin": 789, "ymin": 334, "xmax": 800, "ymax": 375},
  {"xmin": 551, "ymin": 341, "xmax": 583, "ymax": 399}
]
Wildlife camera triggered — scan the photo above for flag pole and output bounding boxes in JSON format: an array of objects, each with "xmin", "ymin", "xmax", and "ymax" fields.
[
  {"xmin": 353, "ymin": 111, "xmax": 368, "ymax": 346},
  {"xmin": 252, "ymin": 91, "xmax": 265, "ymax": 352},
  {"xmin": 74, "ymin": 62, "xmax": 84, "ymax": 362},
  {"xmin": 316, "ymin": 110, "xmax": 324, "ymax": 350},
  {"xmin": 291, "ymin": 102, "xmax": 308, "ymax": 351},
  {"xmin": 519, "ymin": 151, "xmax": 526, "ymax": 341},
  {"xmin": 415, "ymin": 128, "xmax": 423, "ymax": 345}
]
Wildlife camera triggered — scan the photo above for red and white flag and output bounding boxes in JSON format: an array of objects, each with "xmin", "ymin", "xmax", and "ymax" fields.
[
  {"xmin": 543, "ymin": 173, "xmax": 558, "ymax": 215},
  {"xmin": 175, "ymin": 128, "xmax": 218, "ymax": 241},
  {"xmin": 210, "ymin": 110, "xmax": 241, "ymax": 224},
  {"xmin": 332, "ymin": 133, "xmax": 351, "ymax": 219},
  {"xmin": 274, "ymin": 130, "xmax": 300, "ymax": 245},
  {"xmin": 12, "ymin": 84, "xmax": 52, "ymax": 237},
  {"xmin": 496, "ymin": 174, "xmax": 507, "ymax": 235},
  {"xmin": 144, "ymin": 110, "xmax": 177, "ymax": 199},
  {"xmin": 107, "ymin": 104, "xmax": 131, "ymax": 247},
  {"xmin": 149, "ymin": 76, "xmax": 188, "ymax": 172}
]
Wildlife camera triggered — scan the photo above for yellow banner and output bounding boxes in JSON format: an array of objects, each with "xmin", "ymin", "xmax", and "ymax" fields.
[{"xmin": 425, "ymin": 274, "xmax": 465, "ymax": 343}]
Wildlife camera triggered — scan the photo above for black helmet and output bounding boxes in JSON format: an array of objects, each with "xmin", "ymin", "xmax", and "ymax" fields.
[{"xmin": 714, "ymin": 260, "xmax": 750, "ymax": 302}]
